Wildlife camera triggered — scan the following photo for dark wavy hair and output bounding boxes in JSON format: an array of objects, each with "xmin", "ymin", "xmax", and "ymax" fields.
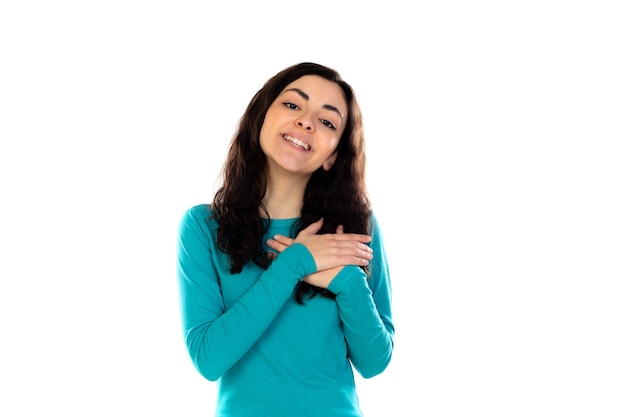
[{"xmin": 212, "ymin": 62, "xmax": 371, "ymax": 303}]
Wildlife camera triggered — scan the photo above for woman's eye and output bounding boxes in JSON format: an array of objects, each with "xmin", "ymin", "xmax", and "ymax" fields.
[
  {"xmin": 284, "ymin": 102, "xmax": 299, "ymax": 110},
  {"xmin": 321, "ymin": 119, "xmax": 336, "ymax": 130}
]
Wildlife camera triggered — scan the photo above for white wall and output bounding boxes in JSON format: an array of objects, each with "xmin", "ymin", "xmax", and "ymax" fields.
[{"xmin": 1, "ymin": 1, "xmax": 624, "ymax": 416}]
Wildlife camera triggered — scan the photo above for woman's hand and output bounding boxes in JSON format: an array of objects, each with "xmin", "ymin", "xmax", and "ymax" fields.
[{"xmin": 266, "ymin": 218, "xmax": 372, "ymax": 271}]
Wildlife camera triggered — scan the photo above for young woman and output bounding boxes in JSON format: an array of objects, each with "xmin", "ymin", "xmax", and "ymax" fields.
[{"xmin": 177, "ymin": 62, "xmax": 394, "ymax": 417}]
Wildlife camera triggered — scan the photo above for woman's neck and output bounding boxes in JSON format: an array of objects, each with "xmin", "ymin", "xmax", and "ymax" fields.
[{"xmin": 261, "ymin": 174, "xmax": 309, "ymax": 219}]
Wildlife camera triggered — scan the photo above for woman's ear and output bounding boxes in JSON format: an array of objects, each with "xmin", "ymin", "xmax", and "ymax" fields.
[{"xmin": 322, "ymin": 152, "xmax": 337, "ymax": 171}]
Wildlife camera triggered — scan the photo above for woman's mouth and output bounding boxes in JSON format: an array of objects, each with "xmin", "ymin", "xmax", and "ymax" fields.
[{"xmin": 283, "ymin": 134, "xmax": 311, "ymax": 151}]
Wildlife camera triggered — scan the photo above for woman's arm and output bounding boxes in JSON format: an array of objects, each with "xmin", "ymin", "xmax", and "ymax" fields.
[
  {"xmin": 267, "ymin": 212, "xmax": 395, "ymax": 378},
  {"xmin": 327, "ymin": 213, "xmax": 394, "ymax": 378},
  {"xmin": 177, "ymin": 207, "xmax": 316, "ymax": 381}
]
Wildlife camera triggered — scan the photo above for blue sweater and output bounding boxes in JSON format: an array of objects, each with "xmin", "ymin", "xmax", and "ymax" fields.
[{"xmin": 177, "ymin": 204, "xmax": 394, "ymax": 417}]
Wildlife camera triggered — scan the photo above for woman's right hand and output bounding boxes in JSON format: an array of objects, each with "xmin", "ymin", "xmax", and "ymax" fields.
[{"xmin": 268, "ymin": 218, "xmax": 373, "ymax": 271}]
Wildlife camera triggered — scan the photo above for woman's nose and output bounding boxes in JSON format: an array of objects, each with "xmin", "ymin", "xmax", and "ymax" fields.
[{"xmin": 297, "ymin": 118, "xmax": 313, "ymax": 131}]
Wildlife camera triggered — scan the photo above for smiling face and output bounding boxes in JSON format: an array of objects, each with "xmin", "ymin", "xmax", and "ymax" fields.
[{"xmin": 259, "ymin": 75, "xmax": 348, "ymax": 178}]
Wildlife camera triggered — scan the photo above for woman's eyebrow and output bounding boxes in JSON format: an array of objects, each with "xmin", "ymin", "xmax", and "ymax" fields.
[{"xmin": 283, "ymin": 88, "xmax": 344, "ymax": 121}]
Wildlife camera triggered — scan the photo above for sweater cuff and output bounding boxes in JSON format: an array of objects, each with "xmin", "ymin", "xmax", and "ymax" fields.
[
  {"xmin": 327, "ymin": 265, "xmax": 369, "ymax": 297},
  {"xmin": 277, "ymin": 243, "xmax": 318, "ymax": 278}
]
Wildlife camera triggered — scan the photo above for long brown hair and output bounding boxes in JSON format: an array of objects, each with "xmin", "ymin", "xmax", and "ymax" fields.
[{"xmin": 212, "ymin": 62, "xmax": 371, "ymax": 302}]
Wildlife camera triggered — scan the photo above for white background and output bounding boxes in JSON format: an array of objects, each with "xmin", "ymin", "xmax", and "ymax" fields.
[{"xmin": 1, "ymin": 1, "xmax": 625, "ymax": 416}]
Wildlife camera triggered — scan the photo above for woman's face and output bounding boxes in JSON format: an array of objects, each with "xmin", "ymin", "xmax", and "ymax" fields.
[{"xmin": 259, "ymin": 75, "xmax": 348, "ymax": 177}]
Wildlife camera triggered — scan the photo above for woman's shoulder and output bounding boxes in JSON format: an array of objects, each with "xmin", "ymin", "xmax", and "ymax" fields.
[
  {"xmin": 369, "ymin": 208, "xmax": 383, "ymax": 230},
  {"xmin": 368, "ymin": 208, "xmax": 388, "ymax": 244},
  {"xmin": 180, "ymin": 203, "xmax": 217, "ymax": 229},
  {"xmin": 185, "ymin": 203, "xmax": 212, "ymax": 217}
]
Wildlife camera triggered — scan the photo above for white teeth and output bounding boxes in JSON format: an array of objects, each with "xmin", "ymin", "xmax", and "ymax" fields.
[{"xmin": 284, "ymin": 135, "xmax": 310, "ymax": 150}]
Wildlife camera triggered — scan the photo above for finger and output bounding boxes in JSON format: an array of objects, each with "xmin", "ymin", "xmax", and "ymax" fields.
[
  {"xmin": 345, "ymin": 244, "xmax": 374, "ymax": 260},
  {"xmin": 299, "ymin": 218, "xmax": 324, "ymax": 236},
  {"xmin": 272, "ymin": 234, "xmax": 295, "ymax": 246},
  {"xmin": 266, "ymin": 238, "xmax": 289, "ymax": 253},
  {"xmin": 350, "ymin": 255, "xmax": 371, "ymax": 266},
  {"xmin": 322, "ymin": 241, "xmax": 373, "ymax": 262},
  {"xmin": 326, "ymin": 239, "xmax": 372, "ymax": 253},
  {"xmin": 322, "ymin": 233, "xmax": 372, "ymax": 247},
  {"xmin": 318, "ymin": 252, "xmax": 371, "ymax": 270},
  {"xmin": 326, "ymin": 233, "xmax": 372, "ymax": 244},
  {"xmin": 336, "ymin": 225, "xmax": 344, "ymax": 234}
]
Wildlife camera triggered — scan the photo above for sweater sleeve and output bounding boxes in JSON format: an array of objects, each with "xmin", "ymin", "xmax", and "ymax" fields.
[
  {"xmin": 327, "ymin": 212, "xmax": 394, "ymax": 378},
  {"xmin": 176, "ymin": 206, "xmax": 317, "ymax": 381}
]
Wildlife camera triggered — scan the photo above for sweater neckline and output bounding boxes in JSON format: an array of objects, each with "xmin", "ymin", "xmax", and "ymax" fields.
[{"xmin": 262, "ymin": 217, "xmax": 299, "ymax": 228}]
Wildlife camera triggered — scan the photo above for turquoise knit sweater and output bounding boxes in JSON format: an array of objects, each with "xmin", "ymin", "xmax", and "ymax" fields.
[{"xmin": 177, "ymin": 204, "xmax": 394, "ymax": 417}]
